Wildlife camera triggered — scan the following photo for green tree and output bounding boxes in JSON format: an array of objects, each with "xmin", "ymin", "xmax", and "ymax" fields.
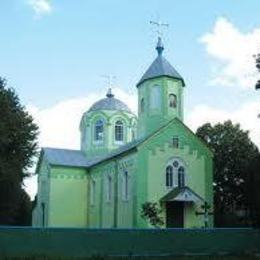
[
  {"xmin": 141, "ymin": 202, "xmax": 164, "ymax": 228},
  {"xmin": 196, "ymin": 121, "xmax": 259, "ymax": 226},
  {"xmin": 0, "ymin": 77, "xmax": 38, "ymax": 225}
]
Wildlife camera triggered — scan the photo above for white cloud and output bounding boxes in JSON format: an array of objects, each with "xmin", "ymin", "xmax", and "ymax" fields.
[
  {"xmin": 27, "ymin": 0, "xmax": 52, "ymax": 17},
  {"xmin": 200, "ymin": 17, "xmax": 260, "ymax": 89},
  {"xmin": 186, "ymin": 101, "xmax": 260, "ymax": 148}
]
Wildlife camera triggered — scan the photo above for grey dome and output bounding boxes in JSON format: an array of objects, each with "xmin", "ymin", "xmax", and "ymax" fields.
[
  {"xmin": 88, "ymin": 89, "xmax": 132, "ymax": 113},
  {"xmin": 137, "ymin": 37, "xmax": 185, "ymax": 87}
]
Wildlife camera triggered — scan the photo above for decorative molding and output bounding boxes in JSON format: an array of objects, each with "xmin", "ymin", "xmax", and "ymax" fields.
[{"xmin": 50, "ymin": 173, "xmax": 87, "ymax": 180}]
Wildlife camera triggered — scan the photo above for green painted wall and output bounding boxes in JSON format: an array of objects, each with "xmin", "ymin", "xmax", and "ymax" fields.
[
  {"xmin": 32, "ymin": 156, "xmax": 50, "ymax": 227},
  {"xmin": 80, "ymin": 110, "xmax": 137, "ymax": 158},
  {"xmin": 88, "ymin": 152, "xmax": 137, "ymax": 228},
  {"xmin": 48, "ymin": 166, "xmax": 88, "ymax": 227},
  {"xmin": 137, "ymin": 77, "xmax": 184, "ymax": 138},
  {"xmin": 135, "ymin": 119, "xmax": 213, "ymax": 228}
]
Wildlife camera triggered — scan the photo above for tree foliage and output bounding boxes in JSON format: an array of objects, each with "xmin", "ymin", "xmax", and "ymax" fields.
[
  {"xmin": 196, "ymin": 121, "xmax": 259, "ymax": 225},
  {"xmin": 141, "ymin": 202, "xmax": 164, "ymax": 228},
  {"xmin": 0, "ymin": 77, "xmax": 38, "ymax": 225}
]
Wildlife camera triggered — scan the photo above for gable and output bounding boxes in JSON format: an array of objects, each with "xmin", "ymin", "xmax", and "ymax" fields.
[{"xmin": 138, "ymin": 118, "xmax": 213, "ymax": 158}]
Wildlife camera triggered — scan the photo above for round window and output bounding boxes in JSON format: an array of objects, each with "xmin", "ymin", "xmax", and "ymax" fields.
[{"xmin": 173, "ymin": 161, "xmax": 179, "ymax": 167}]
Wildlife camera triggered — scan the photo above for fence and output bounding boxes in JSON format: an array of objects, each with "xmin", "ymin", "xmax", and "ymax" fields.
[{"xmin": 0, "ymin": 227, "xmax": 259, "ymax": 258}]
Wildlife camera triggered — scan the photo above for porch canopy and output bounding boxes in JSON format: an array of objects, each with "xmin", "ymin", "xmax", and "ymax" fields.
[{"xmin": 160, "ymin": 186, "xmax": 204, "ymax": 203}]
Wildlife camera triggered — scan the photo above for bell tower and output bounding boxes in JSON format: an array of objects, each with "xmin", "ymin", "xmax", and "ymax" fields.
[{"xmin": 137, "ymin": 37, "xmax": 185, "ymax": 138}]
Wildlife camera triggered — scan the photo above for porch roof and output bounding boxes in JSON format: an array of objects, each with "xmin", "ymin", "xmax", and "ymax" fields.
[{"xmin": 160, "ymin": 186, "xmax": 204, "ymax": 203}]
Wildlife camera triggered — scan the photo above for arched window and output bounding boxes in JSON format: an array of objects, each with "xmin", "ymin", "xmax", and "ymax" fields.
[
  {"xmin": 150, "ymin": 85, "xmax": 161, "ymax": 109},
  {"xmin": 107, "ymin": 175, "xmax": 112, "ymax": 202},
  {"xmin": 140, "ymin": 98, "xmax": 145, "ymax": 113},
  {"xmin": 90, "ymin": 180, "xmax": 96, "ymax": 205},
  {"xmin": 178, "ymin": 166, "xmax": 185, "ymax": 188},
  {"xmin": 166, "ymin": 166, "xmax": 173, "ymax": 188},
  {"xmin": 94, "ymin": 119, "xmax": 104, "ymax": 141},
  {"xmin": 165, "ymin": 158, "xmax": 186, "ymax": 188},
  {"xmin": 115, "ymin": 120, "xmax": 124, "ymax": 142},
  {"xmin": 122, "ymin": 171, "xmax": 129, "ymax": 200},
  {"xmin": 169, "ymin": 94, "xmax": 177, "ymax": 108}
]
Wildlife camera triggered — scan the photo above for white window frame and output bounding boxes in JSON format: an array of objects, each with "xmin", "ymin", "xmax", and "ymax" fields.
[
  {"xmin": 115, "ymin": 120, "xmax": 124, "ymax": 144},
  {"xmin": 166, "ymin": 165, "xmax": 173, "ymax": 188},
  {"xmin": 169, "ymin": 93, "xmax": 177, "ymax": 108},
  {"xmin": 94, "ymin": 119, "xmax": 104, "ymax": 144},
  {"xmin": 165, "ymin": 158, "xmax": 186, "ymax": 189}
]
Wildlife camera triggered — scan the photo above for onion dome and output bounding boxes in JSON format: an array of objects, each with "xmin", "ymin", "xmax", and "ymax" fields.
[{"xmin": 88, "ymin": 88, "xmax": 132, "ymax": 113}]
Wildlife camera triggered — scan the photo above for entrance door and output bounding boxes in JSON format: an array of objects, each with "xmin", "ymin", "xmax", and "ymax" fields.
[{"xmin": 166, "ymin": 201, "xmax": 184, "ymax": 228}]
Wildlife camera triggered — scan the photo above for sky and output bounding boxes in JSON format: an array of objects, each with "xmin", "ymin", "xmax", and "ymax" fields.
[{"xmin": 0, "ymin": 0, "xmax": 260, "ymax": 198}]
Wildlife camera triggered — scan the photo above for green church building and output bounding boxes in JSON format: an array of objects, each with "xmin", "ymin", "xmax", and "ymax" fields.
[{"xmin": 32, "ymin": 37, "xmax": 213, "ymax": 228}]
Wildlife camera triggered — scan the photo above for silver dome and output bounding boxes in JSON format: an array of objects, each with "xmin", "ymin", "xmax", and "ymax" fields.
[{"xmin": 88, "ymin": 89, "xmax": 132, "ymax": 113}]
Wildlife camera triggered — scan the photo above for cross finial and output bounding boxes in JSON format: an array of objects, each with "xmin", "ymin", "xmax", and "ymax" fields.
[
  {"xmin": 150, "ymin": 20, "xmax": 169, "ymax": 55},
  {"xmin": 101, "ymin": 75, "xmax": 116, "ymax": 98},
  {"xmin": 150, "ymin": 20, "xmax": 169, "ymax": 38}
]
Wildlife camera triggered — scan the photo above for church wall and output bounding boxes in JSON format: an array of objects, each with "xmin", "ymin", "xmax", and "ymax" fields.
[
  {"xmin": 32, "ymin": 156, "xmax": 50, "ymax": 227},
  {"xmin": 48, "ymin": 166, "xmax": 88, "ymax": 227},
  {"xmin": 116, "ymin": 153, "xmax": 136, "ymax": 228},
  {"xmin": 135, "ymin": 148, "xmax": 149, "ymax": 228},
  {"xmin": 138, "ymin": 77, "xmax": 183, "ymax": 138},
  {"xmin": 136, "ymin": 120, "xmax": 213, "ymax": 228},
  {"xmin": 81, "ymin": 110, "xmax": 137, "ymax": 158},
  {"xmin": 88, "ymin": 161, "xmax": 113, "ymax": 228},
  {"xmin": 88, "ymin": 151, "xmax": 137, "ymax": 228}
]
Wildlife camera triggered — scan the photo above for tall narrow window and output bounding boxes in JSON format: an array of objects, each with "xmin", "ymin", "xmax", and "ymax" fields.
[
  {"xmin": 41, "ymin": 202, "xmax": 45, "ymax": 227},
  {"xmin": 169, "ymin": 94, "xmax": 177, "ymax": 108},
  {"xmin": 115, "ymin": 120, "xmax": 124, "ymax": 142},
  {"xmin": 172, "ymin": 137, "xmax": 179, "ymax": 149},
  {"xmin": 140, "ymin": 98, "xmax": 145, "ymax": 113},
  {"xmin": 122, "ymin": 171, "xmax": 129, "ymax": 200},
  {"xmin": 107, "ymin": 175, "xmax": 112, "ymax": 202},
  {"xmin": 166, "ymin": 166, "xmax": 173, "ymax": 188},
  {"xmin": 94, "ymin": 119, "xmax": 104, "ymax": 141},
  {"xmin": 150, "ymin": 85, "xmax": 161, "ymax": 109},
  {"xmin": 178, "ymin": 167, "xmax": 185, "ymax": 188},
  {"xmin": 90, "ymin": 180, "xmax": 96, "ymax": 205}
]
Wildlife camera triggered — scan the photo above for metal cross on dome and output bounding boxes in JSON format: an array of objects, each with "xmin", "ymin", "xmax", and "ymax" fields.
[
  {"xmin": 150, "ymin": 20, "xmax": 169, "ymax": 37},
  {"xmin": 101, "ymin": 75, "xmax": 116, "ymax": 89}
]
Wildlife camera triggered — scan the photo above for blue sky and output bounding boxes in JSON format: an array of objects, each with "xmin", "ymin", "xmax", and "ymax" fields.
[
  {"xmin": 2, "ymin": 0, "xmax": 260, "ymax": 197},
  {"xmin": 0, "ymin": 0, "xmax": 259, "ymax": 108}
]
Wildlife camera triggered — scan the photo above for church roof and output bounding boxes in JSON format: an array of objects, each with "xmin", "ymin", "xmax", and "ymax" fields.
[
  {"xmin": 43, "ymin": 148, "xmax": 98, "ymax": 168},
  {"xmin": 160, "ymin": 186, "xmax": 204, "ymax": 203},
  {"xmin": 40, "ymin": 118, "xmax": 212, "ymax": 170},
  {"xmin": 136, "ymin": 37, "xmax": 185, "ymax": 87},
  {"xmin": 88, "ymin": 89, "xmax": 132, "ymax": 113}
]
